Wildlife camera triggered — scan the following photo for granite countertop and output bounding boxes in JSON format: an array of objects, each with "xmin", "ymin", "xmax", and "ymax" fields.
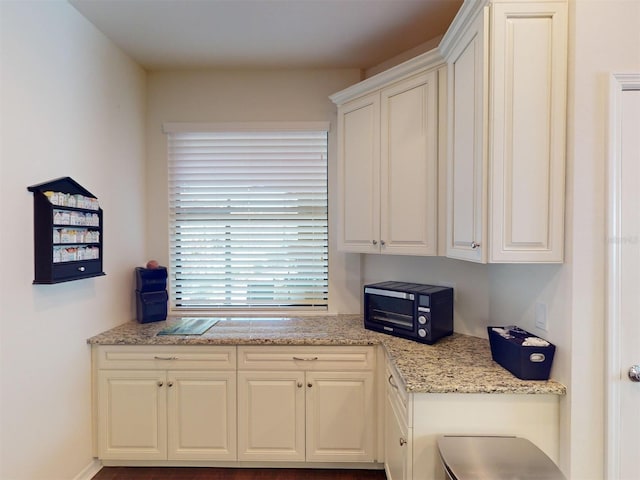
[{"xmin": 87, "ymin": 315, "xmax": 566, "ymax": 396}]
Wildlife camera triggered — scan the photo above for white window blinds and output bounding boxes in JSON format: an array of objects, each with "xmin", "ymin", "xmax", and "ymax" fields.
[{"xmin": 167, "ymin": 126, "xmax": 328, "ymax": 311}]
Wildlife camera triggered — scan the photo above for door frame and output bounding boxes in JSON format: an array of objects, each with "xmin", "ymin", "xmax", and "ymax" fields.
[{"xmin": 605, "ymin": 72, "xmax": 640, "ymax": 480}]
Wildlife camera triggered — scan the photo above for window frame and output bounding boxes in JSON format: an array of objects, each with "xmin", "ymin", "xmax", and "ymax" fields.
[{"xmin": 164, "ymin": 122, "xmax": 331, "ymax": 315}]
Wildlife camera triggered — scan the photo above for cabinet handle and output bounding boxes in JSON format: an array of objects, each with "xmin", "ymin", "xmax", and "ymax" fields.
[
  {"xmin": 388, "ymin": 374, "xmax": 399, "ymax": 390},
  {"xmin": 292, "ymin": 356, "xmax": 319, "ymax": 361},
  {"xmin": 399, "ymin": 438, "xmax": 407, "ymax": 447},
  {"xmin": 372, "ymin": 240, "xmax": 378, "ymax": 246},
  {"xmin": 471, "ymin": 241, "xmax": 481, "ymax": 249},
  {"xmin": 157, "ymin": 381, "xmax": 164, "ymax": 387},
  {"xmin": 154, "ymin": 356, "xmax": 178, "ymax": 360}
]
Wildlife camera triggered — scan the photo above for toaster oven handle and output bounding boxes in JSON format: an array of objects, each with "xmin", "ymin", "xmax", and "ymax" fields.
[{"xmin": 364, "ymin": 287, "xmax": 414, "ymax": 300}]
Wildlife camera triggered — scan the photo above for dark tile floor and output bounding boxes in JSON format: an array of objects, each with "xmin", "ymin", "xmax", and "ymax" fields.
[{"xmin": 91, "ymin": 467, "xmax": 387, "ymax": 480}]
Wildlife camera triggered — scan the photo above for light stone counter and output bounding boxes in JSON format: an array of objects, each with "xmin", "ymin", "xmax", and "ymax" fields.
[{"xmin": 87, "ymin": 315, "xmax": 566, "ymax": 395}]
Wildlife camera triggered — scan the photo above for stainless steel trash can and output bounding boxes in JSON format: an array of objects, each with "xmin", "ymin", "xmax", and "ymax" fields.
[{"xmin": 437, "ymin": 435, "xmax": 566, "ymax": 480}]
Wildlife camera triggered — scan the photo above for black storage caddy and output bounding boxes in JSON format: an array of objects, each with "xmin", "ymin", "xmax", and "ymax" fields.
[
  {"xmin": 488, "ymin": 326, "xmax": 556, "ymax": 380},
  {"xmin": 135, "ymin": 266, "xmax": 168, "ymax": 323}
]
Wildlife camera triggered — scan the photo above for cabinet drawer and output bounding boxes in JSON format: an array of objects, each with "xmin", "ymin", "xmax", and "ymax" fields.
[
  {"xmin": 238, "ymin": 346, "xmax": 374, "ymax": 371},
  {"xmin": 95, "ymin": 345, "xmax": 236, "ymax": 370},
  {"xmin": 53, "ymin": 259, "xmax": 103, "ymax": 281}
]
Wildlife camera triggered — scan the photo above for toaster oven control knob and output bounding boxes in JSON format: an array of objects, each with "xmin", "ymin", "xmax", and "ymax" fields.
[
  {"xmin": 418, "ymin": 315, "xmax": 427, "ymax": 325},
  {"xmin": 418, "ymin": 328, "xmax": 427, "ymax": 338}
]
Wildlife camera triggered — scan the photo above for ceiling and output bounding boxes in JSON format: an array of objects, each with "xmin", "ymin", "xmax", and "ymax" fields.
[{"xmin": 69, "ymin": 0, "xmax": 463, "ymax": 71}]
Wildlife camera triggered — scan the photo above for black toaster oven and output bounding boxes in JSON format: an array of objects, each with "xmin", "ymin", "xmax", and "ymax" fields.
[{"xmin": 364, "ymin": 281, "xmax": 453, "ymax": 344}]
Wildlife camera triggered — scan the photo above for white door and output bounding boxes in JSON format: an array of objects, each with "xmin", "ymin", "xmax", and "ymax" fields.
[
  {"xmin": 97, "ymin": 370, "xmax": 167, "ymax": 460},
  {"xmin": 606, "ymin": 73, "xmax": 640, "ymax": 480},
  {"xmin": 445, "ymin": 7, "xmax": 488, "ymax": 263},
  {"xmin": 167, "ymin": 370, "xmax": 237, "ymax": 461},
  {"xmin": 305, "ymin": 371, "xmax": 375, "ymax": 462},
  {"xmin": 237, "ymin": 370, "xmax": 305, "ymax": 461},
  {"xmin": 337, "ymin": 92, "xmax": 381, "ymax": 253},
  {"xmin": 488, "ymin": 2, "xmax": 567, "ymax": 263},
  {"xmin": 385, "ymin": 394, "xmax": 410, "ymax": 480},
  {"xmin": 380, "ymin": 71, "xmax": 438, "ymax": 256}
]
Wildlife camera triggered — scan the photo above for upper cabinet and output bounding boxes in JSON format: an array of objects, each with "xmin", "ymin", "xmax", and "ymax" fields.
[
  {"xmin": 442, "ymin": 0, "xmax": 568, "ymax": 263},
  {"xmin": 331, "ymin": 56, "xmax": 443, "ymax": 256}
]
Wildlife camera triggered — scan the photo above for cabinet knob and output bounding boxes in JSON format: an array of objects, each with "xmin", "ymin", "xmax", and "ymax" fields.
[
  {"xmin": 307, "ymin": 383, "xmax": 313, "ymax": 388},
  {"xmin": 471, "ymin": 241, "xmax": 481, "ymax": 249},
  {"xmin": 372, "ymin": 240, "xmax": 378, "ymax": 246},
  {"xmin": 167, "ymin": 381, "xmax": 174, "ymax": 387},
  {"xmin": 380, "ymin": 240, "xmax": 386, "ymax": 246},
  {"xmin": 297, "ymin": 382, "xmax": 303, "ymax": 388},
  {"xmin": 78, "ymin": 266, "xmax": 86, "ymax": 272},
  {"xmin": 157, "ymin": 381, "xmax": 164, "ymax": 387},
  {"xmin": 399, "ymin": 438, "xmax": 407, "ymax": 446}
]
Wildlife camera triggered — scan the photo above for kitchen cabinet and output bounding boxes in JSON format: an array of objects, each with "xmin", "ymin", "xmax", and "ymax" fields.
[
  {"xmin": 27, "ymin": 176, "xmax": 105, "ymax": 283},
  {"xmin": 334, "ymin": 69, "xmax": 440, "ymax": 256},
  {"xmin": 237, "ymin": 346, "xmax": 376, "ymax": 463},
  {"xmin": 95, "ymin": 346, "xmax": 236, "ymax": 462},
  {"xmin": 443, "ymin": 0, "xmax": 568, "ymax": 263},
  {"xmin": 383, "ymin": 352, "xmax": 560, "ymax": 480}
]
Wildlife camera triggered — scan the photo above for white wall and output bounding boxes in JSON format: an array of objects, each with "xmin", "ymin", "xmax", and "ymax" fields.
[
  {"xmin": 0, "ymin": 2, "xmax": 146, "ymax": 479},
  {"xmin": 564, "ymin": 1, "xmax": 640, "ymax": 478},
  {"xmin": 145, "ymin": 68, "xmax": 363, "ymax": 314}
]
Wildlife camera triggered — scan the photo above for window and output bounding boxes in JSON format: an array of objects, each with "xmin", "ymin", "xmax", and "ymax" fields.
[{"xmin": 166, "ymin": 123, "xmax": 329, "ymax": 311}]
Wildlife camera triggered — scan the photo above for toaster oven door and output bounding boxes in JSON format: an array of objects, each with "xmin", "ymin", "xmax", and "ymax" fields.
[{"xmin": 365, "ymin": 289, "xmax": 414, "ymax": 331}]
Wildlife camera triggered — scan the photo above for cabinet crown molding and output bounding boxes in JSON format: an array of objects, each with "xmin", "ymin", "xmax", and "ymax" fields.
[
  {"xmin": 329, "ymin": 48, "xmax": 443, "ymax": 105},
  {"xmin": 438, "ymin": 0, "xmax": 488, "ymax": 58}
]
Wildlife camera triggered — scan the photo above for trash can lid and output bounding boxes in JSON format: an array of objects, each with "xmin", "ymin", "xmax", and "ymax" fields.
[{"xmin": 437, "ymin": 436, "xmax": 566, "ymax": 480}]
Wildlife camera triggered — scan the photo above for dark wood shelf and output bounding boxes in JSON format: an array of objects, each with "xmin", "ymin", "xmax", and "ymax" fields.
[{"xmin": 28, "ymin": 177, "xmax": 105, "ymax": 284}]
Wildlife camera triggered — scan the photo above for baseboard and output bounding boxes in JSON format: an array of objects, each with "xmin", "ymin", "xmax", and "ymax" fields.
[{"xmin": 72, "ymin": 459, "xmax": 102, "ymax": 480}]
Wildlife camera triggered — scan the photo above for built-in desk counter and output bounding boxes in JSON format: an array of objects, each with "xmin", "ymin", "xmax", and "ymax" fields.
[
  {"xmin": 87, "ymin": 315, "xmax": 565, "ymax": 395},
  {"xmin": 88, "ymin": 315, "xmax": 565, "ymax": 476}
]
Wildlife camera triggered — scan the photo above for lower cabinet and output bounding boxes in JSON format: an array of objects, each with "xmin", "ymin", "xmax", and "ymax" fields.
[
  {"xmin": 93, "ymin": 344, "xmax": 377, "ymax": 466},
  {"xmin": 94, "ymin": 346, "xmax": 237, "ymax": 462},
  {"xmin": 237, "ymin": 346, "xmax": 377, "ymax": 463},
  {"xmin": 383, "ymin": 354, "xmax": 561, "ymax": 480}
]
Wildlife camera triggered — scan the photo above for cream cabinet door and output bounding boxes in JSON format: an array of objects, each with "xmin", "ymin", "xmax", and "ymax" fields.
[
  {"xmin": 97, "ymin": 370, "xmax": 167, "ymax": 461},
  {"xmin": 237, "ymin": 370, "xmax": 306, "ymax": 462},
  {"xmin": 488, "ymin": 1, "xmax": 567, "ymax": 262},
  {"xmin": 167, "ymin": 370, "xmax": 237, "ymax": 461},
  {"xmin": 446, "ymin": 7, "xmax": 489, "ymax": 263},
  {"xmin": 337, "ymin": 92, "xmax": 380, "ymax": 253},
  {"xmin": 380, "ymin": 72, "xmax": 439, "ymax": 256},
  {"xmin": 385, "ymin": 394, "xmax": 411, "ymax": 480},
  {"xmin": 446, "ymin": 2, "xmax": 567, "ymax": 264},
  {"xmin": 305, "ymin": 371, "xmax": 375, "ymax": 462}
]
